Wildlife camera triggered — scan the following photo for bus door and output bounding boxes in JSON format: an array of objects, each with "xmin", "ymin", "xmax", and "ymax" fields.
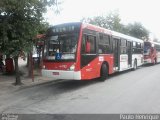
[
  {"xmin": 113, "ymin": 38, "xmax": 120, "ymax": 70},
  {"xmin": 81, "ymin": 33, "xmax": 98, "ymax": 79},
  {"xmin": 127, "ymin": 41, "xmax": 132, "ymax": 67}
]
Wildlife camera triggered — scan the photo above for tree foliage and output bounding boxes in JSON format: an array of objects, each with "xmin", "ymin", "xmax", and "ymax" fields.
[
  {"xmin": 0, "ymin": 0, "xmax": 57, "ymax": 55},
  {"xmin": 82, "ymin": 11, "xmax": 149, "ymax": 40},
  {"xmin": 82, "ymin": 11, "xmax": 123, "ymax": 32},
  {"xmin": 0, "ymin": 0, "xmax": 58, "ymax": 85},
  {"xmin": 126, "ymin": 22, "xmax": 149, "ymax": 40}
]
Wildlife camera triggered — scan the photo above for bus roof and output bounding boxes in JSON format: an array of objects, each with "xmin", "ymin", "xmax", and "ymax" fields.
[
  {"xmin": 82, "ymin": 23, "xmax": 112, "ymax": 35},
  {"xmin": 49, "ymin": 22, "xmax": 82, "ymax": 28},
  {"xmin": 81, "ymin": 23, "xmax": 143, "ymax": 43},
  {"xmin": 111, "ymin": 31, "xmax": 144, "ymax": 43},
  {"xmin": 48, "ymin": 22, "xmax": 144, "ymax": 43}
]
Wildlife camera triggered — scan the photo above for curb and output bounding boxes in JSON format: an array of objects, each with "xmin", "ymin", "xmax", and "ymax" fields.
[{"xmin": 18, "ymin": 79, "xmax": 64, "ymax": 90}]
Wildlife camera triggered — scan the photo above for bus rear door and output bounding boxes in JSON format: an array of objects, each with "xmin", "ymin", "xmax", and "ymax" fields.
[{"xmin": 113, "ymin": 37, "xmax": 120, "ymax": 71}]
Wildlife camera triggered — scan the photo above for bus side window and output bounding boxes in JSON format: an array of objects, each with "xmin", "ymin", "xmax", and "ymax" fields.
[
  {"xmin": 120, "ymin": 39, "xmax": 127, "ymax": 54},
  {"xmin": 98, "ymin": 33, "xmax": 111, "ymax": 54},
  {"xmin": 85, "ymin": 39, "xmax": 91, "ymax": 53},
  {"xmin": 82, "ymin": 34, "xmax": 96, "ymax": 54},
  {"xmin": 81, "ymin": 35, "xmax": 86, "ymax": 53}
]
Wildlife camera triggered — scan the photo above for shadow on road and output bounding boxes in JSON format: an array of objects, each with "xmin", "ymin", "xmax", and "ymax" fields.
[
  {"xmin": 17, "ymin": 64, "xmax": 152, "ymax": 97},
  {"xmin": 36, "ymin": 69, "xmax": 133, "ymax": 95},
  {"xmin": 13, "ymin": 79, "xmax": 103, "ymax": 99},
  {"xmin": 19, "ymin": 68, "xmax": 137, "ymax": 96},
  {"xmin": 109, "ymin": 68, "xmax": 135, "ymax": 78},
  {"xmin": 142, "ymin": 63, "xmax": 160, "ymax": 67},
  {"xmin": 46, "ymin": 79, "xmax": 100, "ymax": 92}
]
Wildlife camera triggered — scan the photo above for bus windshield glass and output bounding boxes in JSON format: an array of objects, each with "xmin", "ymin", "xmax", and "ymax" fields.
[
  {"xmin": 45, "ymin": 32, "xmax": 79, "ymax": 60},
  {"xmin": 144, "ymin": 42, "xmax": 151, "ymax": 55}
]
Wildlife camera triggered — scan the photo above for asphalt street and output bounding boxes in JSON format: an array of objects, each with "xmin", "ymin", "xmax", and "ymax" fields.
[{"xmin": 0, "ymin": 64, "xmax": 160, "ymax": 114}]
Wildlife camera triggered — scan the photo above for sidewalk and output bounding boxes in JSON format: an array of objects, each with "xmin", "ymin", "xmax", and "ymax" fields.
[{"xmin": 0, "ymin": 58, "xmax": 56, "ymax": 95}]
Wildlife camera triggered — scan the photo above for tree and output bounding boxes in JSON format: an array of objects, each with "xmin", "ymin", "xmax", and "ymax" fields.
[
  {"xmin": 81, "ymin": 11, "xmax": 150, "ymax": 40},
  {"xmin": 81, "ymin": 16, "xmax": 108, "ymax": 28},
  {"xmin": 125, "ymin": 22, "xmax": 149, "ymax": 40},
  {"xmin": 81, "ymin": 11, "xmax": 125, "ymax": 33},
  {"xmin": 0, "ymin": 0, "xmax": 58, "ymax": 85},
  {"xmin": 105, "ymin": 11, "xmax": 123, "ymax": 32}
]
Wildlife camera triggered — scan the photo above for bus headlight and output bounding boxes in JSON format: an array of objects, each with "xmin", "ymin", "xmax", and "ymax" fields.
[
  {"xmin": 68, "ymin": 64, "xmax": 75, "ymax": 71},
  {"xmin": 42, "ymin": 65, "xmax": 46, "ymax": 69}
]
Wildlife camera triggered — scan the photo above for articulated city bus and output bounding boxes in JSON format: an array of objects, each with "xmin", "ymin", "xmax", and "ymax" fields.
[
  {"xmin": 144, "ymin": 41, "xmax": 160, "ymax": 64},
  {"xmin": 42, "ymin": 22, "xmax": 144, "ymax": 80}
]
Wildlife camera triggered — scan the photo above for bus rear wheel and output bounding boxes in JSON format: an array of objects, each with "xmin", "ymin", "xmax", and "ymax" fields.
[{"xmin": 100, "ymin": 64, "xmax": 108, "ymax": 81}]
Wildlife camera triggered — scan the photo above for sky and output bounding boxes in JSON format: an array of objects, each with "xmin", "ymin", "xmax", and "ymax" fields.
[{"xmin": 45, "ymin": 0, "xmax": 160, "ymax": 40}]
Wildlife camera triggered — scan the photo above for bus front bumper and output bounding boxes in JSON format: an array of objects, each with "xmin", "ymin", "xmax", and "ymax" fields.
[{"xmin": 41, "ymin": 69, "xmax": 81, "ymax": 80}]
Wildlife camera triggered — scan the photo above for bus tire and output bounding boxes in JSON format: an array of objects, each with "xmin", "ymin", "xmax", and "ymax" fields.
[
  {"xmin": 100, "ymin": 63, "xmax": 108, "ymax": 81},
  {"xmin": 133, "ymin": 59, "xmax": 137, "ymax": 71}
]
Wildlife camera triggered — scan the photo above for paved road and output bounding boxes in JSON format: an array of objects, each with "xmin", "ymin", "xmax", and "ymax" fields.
[{"xmin": 0, "ymin": 64, "xmax": 160, "ymax": 114}]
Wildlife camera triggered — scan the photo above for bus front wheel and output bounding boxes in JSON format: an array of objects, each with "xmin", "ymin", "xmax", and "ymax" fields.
[{"xmin": 100, "ymin": 64, "xmax": 108, "ymax": 81}]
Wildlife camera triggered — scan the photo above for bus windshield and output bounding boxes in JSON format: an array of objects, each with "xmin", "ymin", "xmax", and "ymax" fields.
[
  {"xmin": 46, "ymin": 33, "xmax": 79, "ymax": 61},
  {"xmin": 144, "ymin": 42, "xmax": 151, "ymax": 55}
]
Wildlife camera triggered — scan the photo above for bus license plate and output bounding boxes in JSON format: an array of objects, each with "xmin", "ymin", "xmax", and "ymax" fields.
[{"xmin": 53, "ymin": 72, "xmax": 59, "ymax": 75}]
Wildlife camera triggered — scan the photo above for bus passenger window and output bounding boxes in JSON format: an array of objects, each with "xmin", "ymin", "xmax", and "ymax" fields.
[
  {"xmin": 85, "ymin": 39, "xmax": 91, "ymax": 53},
  {"xmin": 82, "ymin": 34, "xmax": 96, "ymax": 54},
  {"xmin": 133, "ymin": 42, "xmax": 136, "ymax": 47},
  {"xmin": 81, "ymin": 35, "xmax": 86, "ymax": 53},
  {"xmin": 98, "ymin": 33, "xmax": 111, "ymax": 54},
  {"xmin": 120, "ymin": 39, "xmax": 127, "ymax": 54}
]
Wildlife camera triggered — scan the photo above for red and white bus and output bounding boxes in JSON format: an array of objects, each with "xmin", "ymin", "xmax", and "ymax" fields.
[
  {"xmin": 144, "ymin": 41, "xmax": 160, "ymax": 64},
  {"xmin": 42, "ymin": 22, "xmax": 144, "ymax": 80}
]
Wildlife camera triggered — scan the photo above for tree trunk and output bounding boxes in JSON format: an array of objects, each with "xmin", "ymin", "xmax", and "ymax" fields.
[
  {"xmin": 28, "ymin": 52, "xmax": 34, "ymax": 81},
  {"xmin": 27, "ymin": 53, "xmax": 29, "ymax": 67},
  {"xmin": 14, "ymin": 56, "xmax": 22, "ymax": 85},
  {"xmin": 28, "ymin": 52, "xmax": 32, "ymax": 77}
]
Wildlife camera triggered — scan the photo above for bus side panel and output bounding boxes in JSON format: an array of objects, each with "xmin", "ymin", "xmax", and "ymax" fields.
[
  {"xmin": 81, "ymin": 57, "xmax": 100, "ymax": 80},
  {"xmin": 80, "ymin": 55, "xmax": 114, "ymax": 80},
  {"xmin": 119, "ymin": 54, "xmax": 129, "ymax": 71},
  {"xmin": 132, "ymin": 54, "xmax": 143, "ymax": 67}
]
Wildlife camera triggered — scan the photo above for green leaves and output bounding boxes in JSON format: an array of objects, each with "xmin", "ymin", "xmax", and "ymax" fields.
[
  {"xmin": 0, "ymin": 0, "xmax": 58, "ymax": 84},
  {"xmin": 81, "ymin": 10, "xmax": 149, "ymax": 40},
  {"xmin": 82, "ymin": 11, "xmax": 122, "ymax": 32},
  {"xmin": 126, "ymin": 22, "xmax": 149, "ymax": 40},
  {"xmin": 0, "ymin": 0, "xmax": 57, "ymax": 56}
]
